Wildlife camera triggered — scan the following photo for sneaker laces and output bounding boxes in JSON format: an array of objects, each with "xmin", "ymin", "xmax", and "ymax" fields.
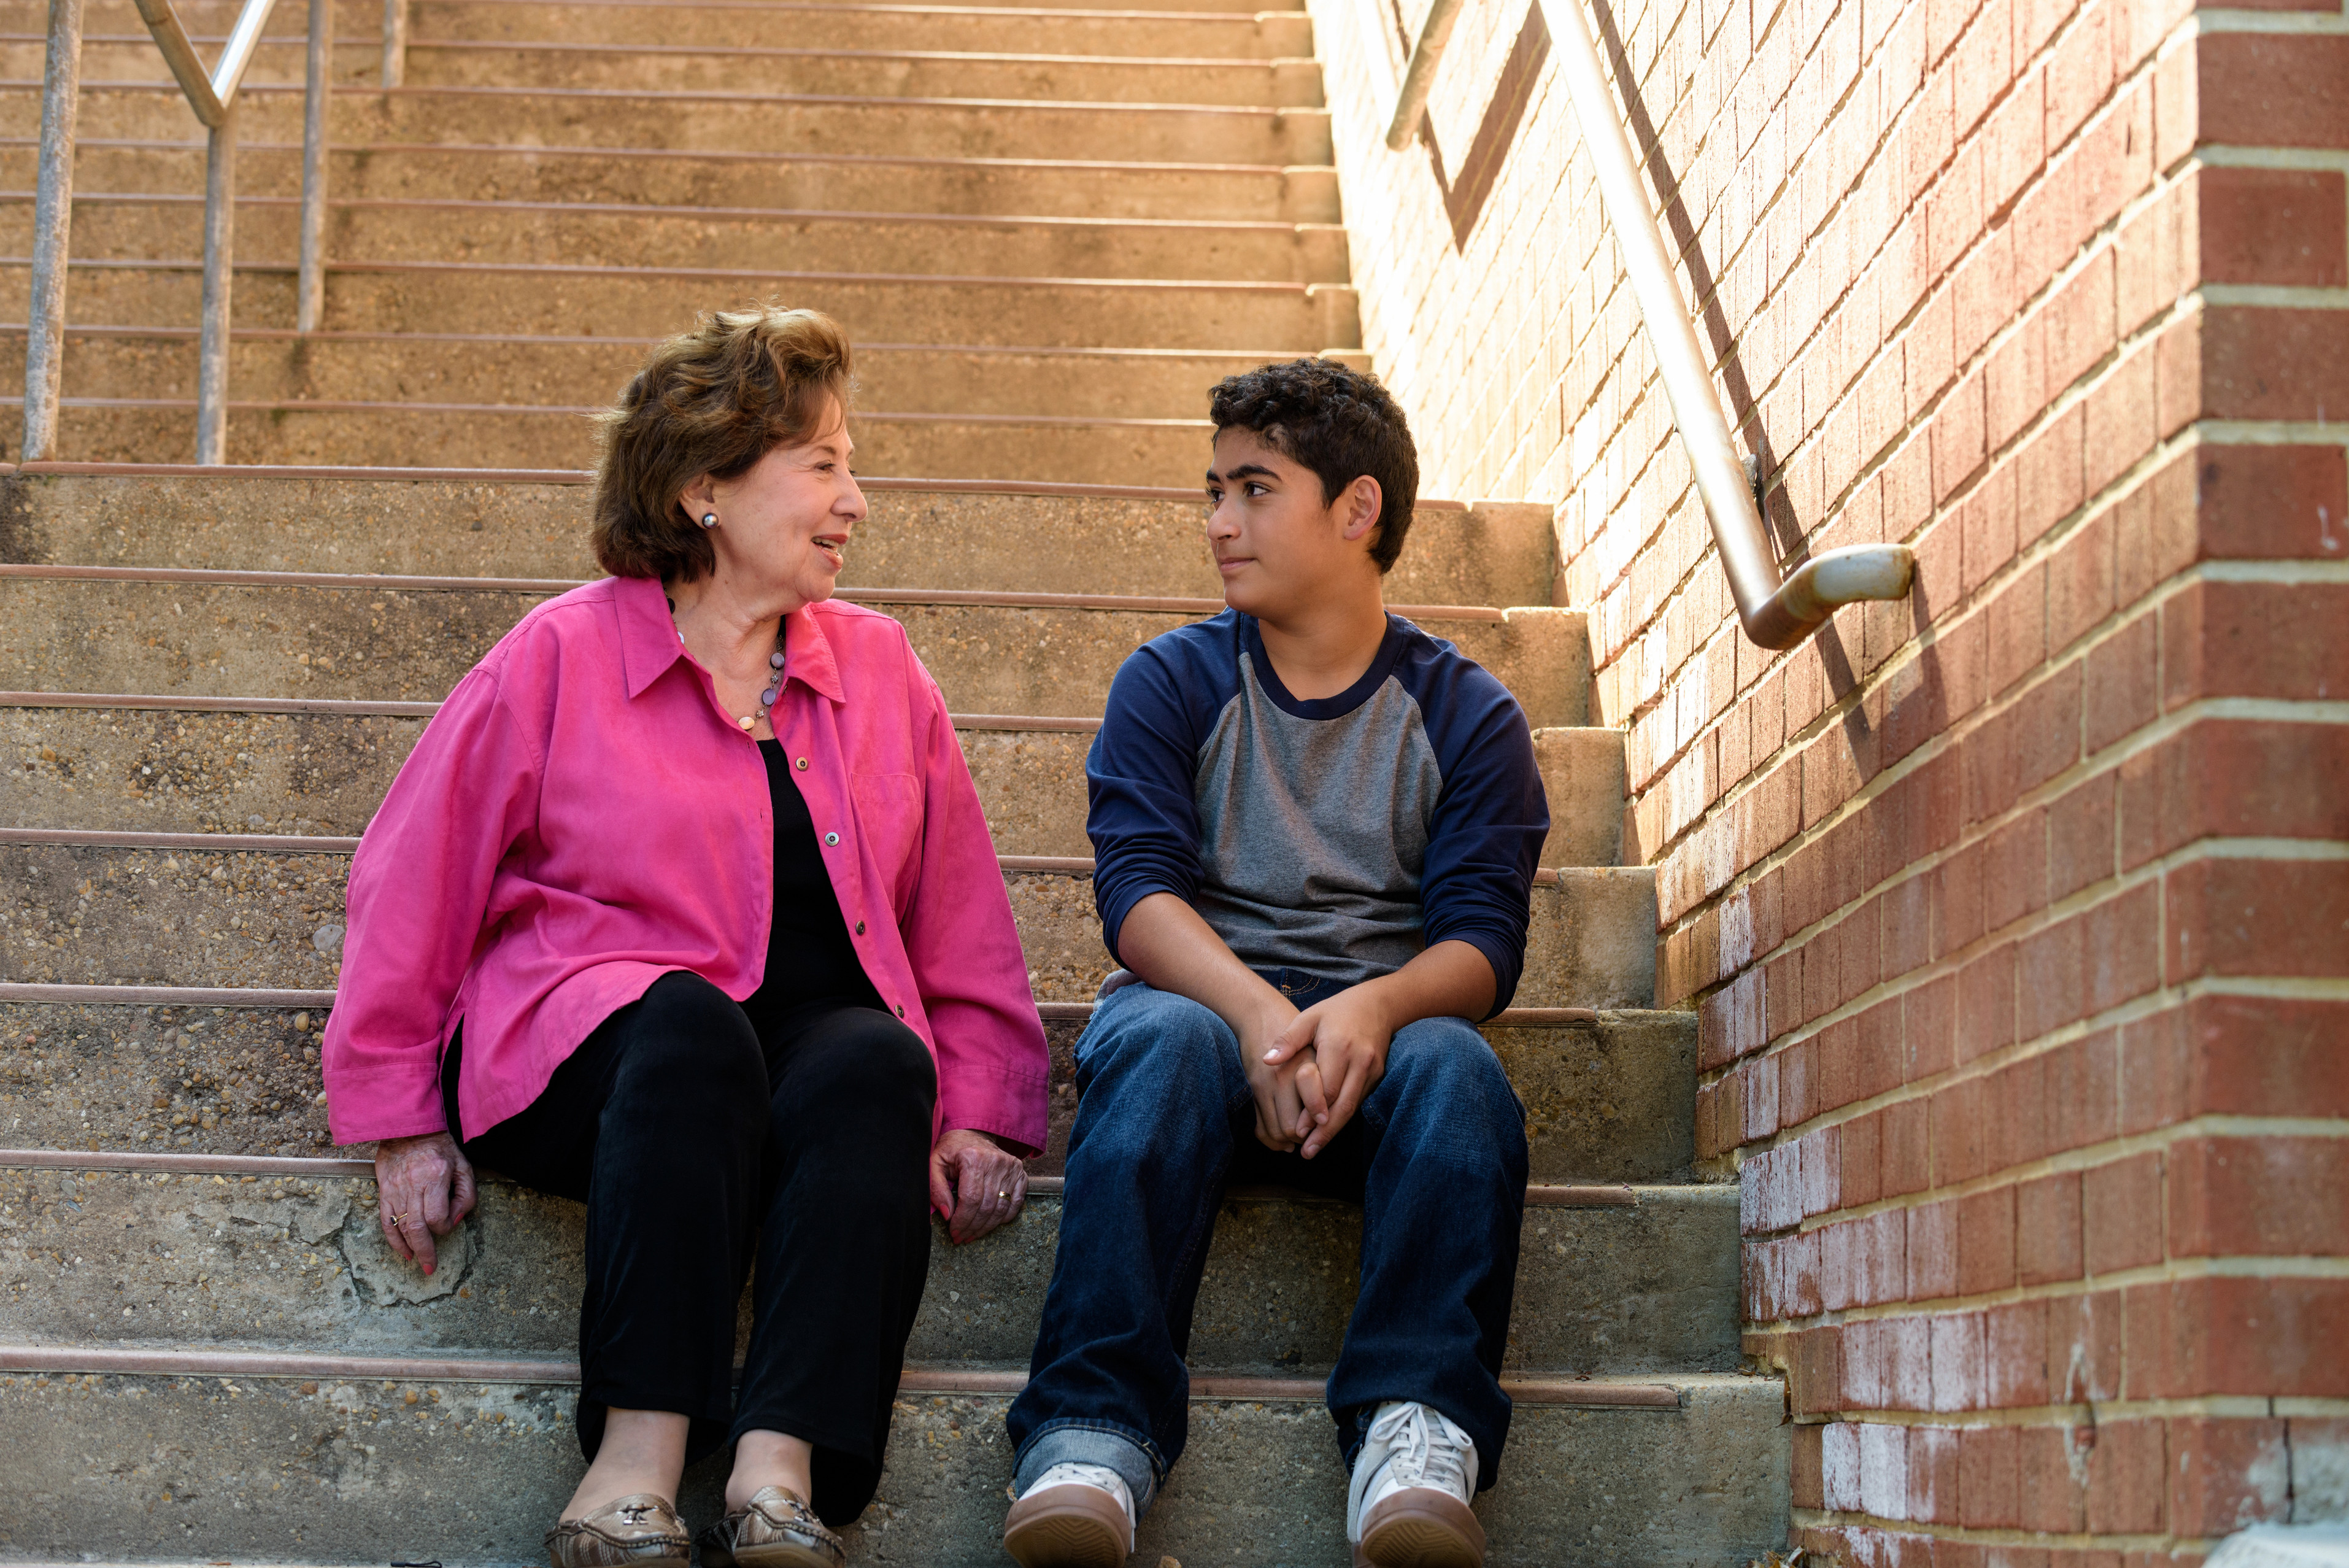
[{"xmin": 1365, "ymin": 1402, "xmax": 1476, "ymax": 1497}]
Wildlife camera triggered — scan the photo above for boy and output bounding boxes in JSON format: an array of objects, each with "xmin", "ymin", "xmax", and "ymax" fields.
[{"xmin": 1001, "ymin": 359, "xmax": 1548, "ymax": 1568}]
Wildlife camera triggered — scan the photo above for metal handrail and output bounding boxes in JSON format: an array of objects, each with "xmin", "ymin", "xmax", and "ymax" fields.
[
  {"xmin": 1550, "ymin": 0, "xmax": 1911, "ymax": 647},
  {"xmin": 1386, "ymin": 0, "xmax": 1914, "ymax": 648},
  {"xmin": 1385, "ymin": 0, "xmax": 1465, "ymax": 149},
  {"xmin": 22, "ymin": 0, "xmax": 349, "ymax": 465},
  {"xmin": 130, "ymin": 0, "xmax": 279, "ymax": 124}
]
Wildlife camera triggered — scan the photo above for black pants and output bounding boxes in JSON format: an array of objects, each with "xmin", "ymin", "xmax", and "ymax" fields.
[{"xmin": 442, "ymin": 970, "xmax": 938, "ymax": 1526}]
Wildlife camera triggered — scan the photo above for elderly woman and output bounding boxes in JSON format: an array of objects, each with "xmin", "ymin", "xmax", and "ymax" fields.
[{"xmin": 322, "ymin": 306, "xmax": 1048, "ymax": 1568}]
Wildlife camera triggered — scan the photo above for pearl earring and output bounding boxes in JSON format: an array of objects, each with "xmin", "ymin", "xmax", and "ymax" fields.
[{"xmin": 700, "ymin": 512, "xmax": 717, "ymax": 528}]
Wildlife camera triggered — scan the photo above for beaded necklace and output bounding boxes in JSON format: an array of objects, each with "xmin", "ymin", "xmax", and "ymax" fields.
[{"xmin": 670, "ymin": 595, "xmax": 787, "ymax": 733}]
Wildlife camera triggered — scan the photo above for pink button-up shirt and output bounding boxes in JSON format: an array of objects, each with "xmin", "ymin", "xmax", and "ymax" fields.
[{"xmin": 322, "ymin": 571, "xmax": 1050, "ymax": 1155}]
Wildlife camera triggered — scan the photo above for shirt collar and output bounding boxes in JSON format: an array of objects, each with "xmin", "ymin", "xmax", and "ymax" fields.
[{"xmin": 613, "ymin": 571, "xmax": 846, "ymax": 705}]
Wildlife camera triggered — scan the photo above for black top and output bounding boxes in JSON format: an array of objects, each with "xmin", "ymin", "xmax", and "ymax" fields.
[{"xmin": 742, "ymin": 738, "xmax": 887, "ymax": 1027}]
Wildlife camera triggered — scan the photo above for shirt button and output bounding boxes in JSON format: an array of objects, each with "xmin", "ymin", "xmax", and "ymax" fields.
[
  {"xmin": 824, "ymin": 832, "xmax": 840, "ymax": 846},
  {"xmin": 854, "ymin": 921, "xmax": 866, "ymax": 935},
  {"xmin": 895, "ymin": 1005, "xmax": 905, "ymax": 1019},
  {"xmin": 795, "ymin": 757, "xmax": 809, "ymax": 771}
]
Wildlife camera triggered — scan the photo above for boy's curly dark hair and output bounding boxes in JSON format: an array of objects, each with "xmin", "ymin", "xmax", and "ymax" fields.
[{"xmin": 1208, "ymin": 358, "xmax": 1420, "ymax": 573}]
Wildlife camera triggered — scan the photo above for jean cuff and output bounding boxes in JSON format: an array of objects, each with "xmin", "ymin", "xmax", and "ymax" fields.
[{"xmin": 1012, "ymin": 1419, "xmax": 1162, "ymax": 1518}]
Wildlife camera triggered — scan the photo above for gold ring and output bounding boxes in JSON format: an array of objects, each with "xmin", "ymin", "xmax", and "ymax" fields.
[
  {"xmin": 997, "ymin": 1190, "xmax": 1008, "ymax": 1200},
  {"xmin": 389, "ymin": 1212, "xmax": 408, "ymax": 1226}
]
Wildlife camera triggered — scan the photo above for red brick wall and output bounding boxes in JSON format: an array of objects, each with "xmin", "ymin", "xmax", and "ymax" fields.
[{"xmin": 1312, "ymin": 0, "xmax": 2349, "ymax": 1552}]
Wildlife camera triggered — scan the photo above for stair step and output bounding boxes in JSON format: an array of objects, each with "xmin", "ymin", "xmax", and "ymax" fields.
[
  {"xmin": 1, "ymin": 397, "xmax": 1236, "ymax": 485},
  {"xmin": 0, "ymin": 1154, "xmax": 1741, "ymax": 1373},
  {"xmin": 17, "ymin": 39, "xmax": 1327, "ymax": 108},
  {"xmin": 0, "ymin": 328, "xmax": 1365, "ymax": 425},
  {"xmin": 7, "ymin": 195, "xmax": 1352, "ymax": 285},
  {"xmin": 3, "ymin": 701, "xmax": 1627, "ymax": 867},
  {"xmin": 0, "ymin": 832, "xmax": 1654, "ymax": 1006},
  {"xmin": 0, "ymin": 472, "xmax": 1559, "ymax": 609},
  {"xmin": 0, "ymin": 991, "xmax": 1695, "ymax": 1179},
  {"xmin": 0, "ymin": 1350, "xmax": 1788, "ymax": 1566},
  {"xmin": 0, "ymin": 7, "xmax": 1317, "ymax": 57},
  {"xmin": 0, "ymin": 137, "xmax": 1346, "ymax": 222},
  {"xmin": 0, "ymin": 571, "xmax": 1589, "ymax": 723},
  {"xmin": 0, "ymin": 258, "xmax": 1360, "ymax": 352},
  {"xmin": 0, "ymin": 83, "xmax": 1340, "ymax": 165}
]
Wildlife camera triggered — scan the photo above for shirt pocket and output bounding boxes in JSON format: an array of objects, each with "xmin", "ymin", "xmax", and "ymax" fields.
[{"xmin": 850, "ymin": 771, "xmax": 926, "ymax": 906}]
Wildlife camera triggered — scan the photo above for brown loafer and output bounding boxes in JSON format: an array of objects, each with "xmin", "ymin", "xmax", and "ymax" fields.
[
  {"xmin": 544, "ymin": 1493, "xmax": 691, "ymax": 1568},
  {"xmin": 698, "ymin": 1485, "xmax": 847, "ymax": 1568}
]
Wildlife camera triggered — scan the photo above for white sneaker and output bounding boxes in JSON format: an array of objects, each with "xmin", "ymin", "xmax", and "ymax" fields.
[
  {"xmin": 1346, "ymin": 1402, "xmax": 1487, "ymax": 1567},
  {"xmin": 1002, "ymin": 1461, "xmax": 1136, "ymax": 1568}
]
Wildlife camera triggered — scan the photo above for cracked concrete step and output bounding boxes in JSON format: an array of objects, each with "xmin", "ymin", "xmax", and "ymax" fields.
[
  {"xmin": 0, "ymin": 330, "xmax": 1368, "ymax": 424},
  {"xmin": 0, "ymin": 8, "xmax": 1317, "ymax": 58},
  {"xmin": 0, "ymin": 137, "xmax": 1346, "ymax": 222},
  {"xmin": 13, "ymin": 39, "xmax": 1327, "ymax": 108},
  {"xmin": 0, "ymin": 576, "xmax": 1589, "ymax": 723},
  {"xmin": 0, "ymin": 260, "xmax": 1362, "ymax": 352},
  {"xmin": 10, "ymin": 196, "xmax": 1352, "ymax": 285},
  {"xmin": 0, "ymin": 474, "xmax": 1556, "ymax": 609},
  {"xmin": 0, "ymin": 1160, "xmax": 1742, "ymax": 1375},
  {"xmin": 0, "ymin": 995, "xmax": 1698, "ymax": 1180},
  {"xmin": 0, "ymin": 85, "xmax": 1340, "ymax": 165},
  {"xmin": 0, "ymin": 1356, "xmax": 1789, "ymax": 1567},
  {"xmin": 1, "ymin": 703, "xmax": 1626, "ymax": 867},
  {"xmin": 0, "ymin": 836, "xmax": 1656, "ymax": 1006}
]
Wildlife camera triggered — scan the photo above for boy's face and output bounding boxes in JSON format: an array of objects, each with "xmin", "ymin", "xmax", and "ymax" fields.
[{"xmin": 1204, "ymin": 426, "xmax": 1383, "ymax": 619}]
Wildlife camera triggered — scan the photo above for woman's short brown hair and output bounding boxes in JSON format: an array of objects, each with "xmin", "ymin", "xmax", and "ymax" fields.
[{"xmin": 592, "ymin": 305, "xmax": 855, "ymax": 581}]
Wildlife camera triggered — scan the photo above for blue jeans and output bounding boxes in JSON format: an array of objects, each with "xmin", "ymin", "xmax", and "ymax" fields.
[{"xmin": 1006, "ymin": 973, "xmax": 1529, "ymax": 1514}]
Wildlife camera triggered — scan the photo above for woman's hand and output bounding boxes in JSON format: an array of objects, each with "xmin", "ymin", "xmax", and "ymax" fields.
[
  {"xmin": 928, "ymin": 1128, "xmax": 1027, "ymax": 1245},
  {"xmin": 373, "ymin": 1132, "xmax": 478, "ymax": 1276}
]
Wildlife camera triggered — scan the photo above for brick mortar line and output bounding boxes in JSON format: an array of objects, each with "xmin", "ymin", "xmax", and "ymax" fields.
[
  {"xmin": 1789, "ymin": 1508, "xmax": 2226, "ymax": 1551},
  {"xmin": 1743, "ymin": 1106, "xmax": 2349, "ymax": 1248},
  {"xmin": 1746, "ymin": 1215, "xmax": 2349, "ymax": 1318},
  {"xmin": 1781, "ymin": 1393, "xmax": 2349, "ymax": 1425},
  {"xmin": 2182, "ymin": 9, "xmax": 2349, "ymax": 36},
  {"xmin": 2198, "ymin": 282, "xmax": 2349, "ymax": 310},
  {"xmin": 2196, "ymin": 146, "xmax": 2349, "ymax": 174},
  {"xmin": 2191, "ymin": 421, "xmax": 2349, "ymax": 447},
  {"xmin": 1655, "ymin": 577, "xmax": 2318, "ymax": 997},
  {"xmin": 1672, "ymin": 718, "xmax": 2344, "ymax": 1068},
  {"xmin": 1708, "ymin": 969, "xmax": 2349, "ymax": 1197},
  {"xmin": 1700, "ymin": 792, "xmax": 2349, "ymax": 1086},
  {"xmin": 1707, "ymin": 945, "xmax": 2341, "ymax": 1156}
]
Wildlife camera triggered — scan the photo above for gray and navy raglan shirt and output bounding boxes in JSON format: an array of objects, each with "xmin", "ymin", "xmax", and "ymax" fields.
[{"xmin": 1086, "ymin": 609, "xmax": 1551, "ymax": 1015}]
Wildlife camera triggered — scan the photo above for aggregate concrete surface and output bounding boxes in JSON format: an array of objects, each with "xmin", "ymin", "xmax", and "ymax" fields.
[
  {"xmin": 2, "ymin": 1170, "xmax": 1738, "ymax": 1373},
  {"xmin": 0, "ymin": 1373, "xmax": 1788, "ymax": 1566},
  {"xmin": 4, "ymin": 476, "xmax": 1552, "ymax": 611}
]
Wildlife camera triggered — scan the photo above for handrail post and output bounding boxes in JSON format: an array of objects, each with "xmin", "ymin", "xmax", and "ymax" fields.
[
  {"xmin": 380, "ymin": 0, "xmax": 407, "ymax": 87},
  {"xmin": 1385, "ymin": 0, "xmax": 1465, "ymax": 149},
  {"xmin": 1547, "ymin": 0, "xmax": 1911, "ymax": 648},
  {"xmin": 296, "ymin": 0, "xmax": 331, "ymax": 332},
  {"xmin": 23, "ymin": 0, "xmax": 85, "ymax": 463},
  {"xmin": 194, "ymin": 103, "xmax": 237, "ymax": 465}
]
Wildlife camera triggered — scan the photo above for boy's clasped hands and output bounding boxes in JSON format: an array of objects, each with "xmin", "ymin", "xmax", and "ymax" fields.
[{"xmin": 1248, "ymin": 984, "xmax": 1398, "ymax": 1159}]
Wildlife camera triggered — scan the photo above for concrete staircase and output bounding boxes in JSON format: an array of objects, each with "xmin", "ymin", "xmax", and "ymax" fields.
[{"xmin": 0, "ymin": 2, "xmax": 1789, "ymax": 1563}]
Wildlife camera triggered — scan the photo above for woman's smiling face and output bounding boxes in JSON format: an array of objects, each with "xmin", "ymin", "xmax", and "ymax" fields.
[{"xmin": 688, "ymin": 396, "xmax": 866, "ymax": 609}]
